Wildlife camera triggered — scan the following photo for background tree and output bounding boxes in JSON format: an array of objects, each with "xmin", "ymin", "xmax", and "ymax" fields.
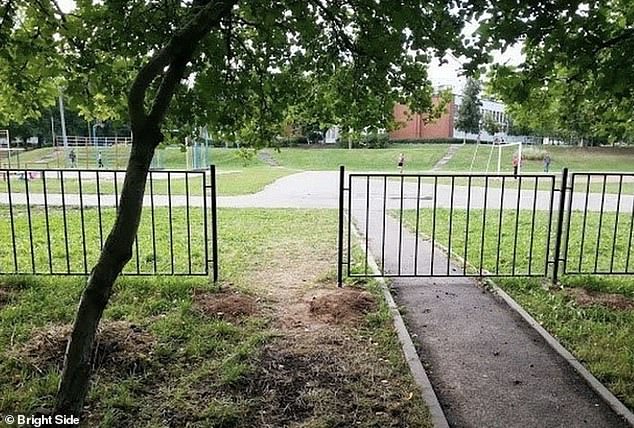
[
  {"xmin": 480, "ymin": 0, "xmax": 634, "ymax": 145},
  {"xmin": 482, "ymin": 112, "xmax": 501, "ymax": 136},
  {"xmin": 1, "ymin": 0, "xmax": 488, "ymax": 419},
  {"xmin": 455, "ymin": 78, "xmax": 482, "ymax": 143}
]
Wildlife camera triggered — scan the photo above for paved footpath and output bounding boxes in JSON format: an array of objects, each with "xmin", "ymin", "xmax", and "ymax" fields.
[{"xmin": 352, "ymin": 204, "xmax": 630, "ymax": 427}]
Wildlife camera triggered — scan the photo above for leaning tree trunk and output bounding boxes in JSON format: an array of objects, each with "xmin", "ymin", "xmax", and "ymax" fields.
[
  {"xmin": 54, "ymin": 137, "xmax": 156, "ymax": 416},
  {"xmin": 53, "ymin": 0, "xmax": 237, "ymax": 419}
]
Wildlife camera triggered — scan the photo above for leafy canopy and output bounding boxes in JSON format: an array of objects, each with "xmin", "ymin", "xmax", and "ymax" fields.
[{"xmin": 0, "ymin": 0, "xmax": 487, "ymax": 143}]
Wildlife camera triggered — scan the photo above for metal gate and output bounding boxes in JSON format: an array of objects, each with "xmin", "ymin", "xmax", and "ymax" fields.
[
  {"xmin": 337, "ymin": 167, "xmax": 634, "ymax": 286},
  {"xmin": 0, "ymin": 166, "xmax": 219, "ymax": 280}
]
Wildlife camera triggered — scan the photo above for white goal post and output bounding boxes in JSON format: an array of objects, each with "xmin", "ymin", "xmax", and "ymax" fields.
[{"xmin": 470, "ymin": 139, "xmax": 522, "ymax": 173}]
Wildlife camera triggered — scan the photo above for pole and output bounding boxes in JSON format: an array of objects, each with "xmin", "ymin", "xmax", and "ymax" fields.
[
  {"xmin": 58, "ymin": 92, "xmax": 69, "ymax": 167},
  {"xmin": 210, "ymin": 165, "xmax": 219, "ymax": 283},
  {"xmin": 337, "ymin": 165, "xmax": 345, "ymax": 287},
  {"xmin": 518, "ymin": 141, "xmax": 522, "ymax": 175},
  {"xmin": 552, "ymin": 168, "xmax": 568, "ymax": 284},
  {"xmin": 497, "ymin": 144, "xmax": 502, "ymax": 173}
]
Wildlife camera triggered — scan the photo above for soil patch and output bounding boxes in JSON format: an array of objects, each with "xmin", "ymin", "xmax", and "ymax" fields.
[
  {"xmin": 564, "ymin": 287, "xmax": 634, "ymax": 311},
  {"xmin": 193, "ymin": 290, "xmax": 259, "ymax": 320},
  {"xmin": 0, "ymin": 288, "xmax": 10, "ymax": 309},
  {"xmin": 239, "ymin": 333, "xmax": 424, "ymax": 427},
  {"xmin": 309, "ymin": 287, "xmax": 377, "ymax": 325},
  {"xmin": 16, "ymin": 321, "xmax": 154, "ymax": 375}
]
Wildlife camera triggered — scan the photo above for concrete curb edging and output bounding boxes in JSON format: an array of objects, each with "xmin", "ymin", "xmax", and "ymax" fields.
[
  {"xmin": 352, "ymin": 228, "xmax": 449, "ymax": 428},
  {"xmin": 484, "ymin": 278, "xmax": 634, "ymax": 427}
]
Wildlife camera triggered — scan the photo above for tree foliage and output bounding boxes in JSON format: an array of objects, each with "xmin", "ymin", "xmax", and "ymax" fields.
[
  {"xmin": 480, "ymin": 0, "xmax": 634, "ymax": 145},
  {"xmin": 455, "ymin": 77, "xmax": 482, "ymax": 135}
]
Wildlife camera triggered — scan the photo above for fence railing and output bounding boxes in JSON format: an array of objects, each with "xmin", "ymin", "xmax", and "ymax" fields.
[
  {"xmin": 337, "ymin": 167, "xmax": 634, "ymax": 286},
  {"xmin": 54, "ymin": 136, "xmax": 133, "ymax": 146},
  {"xmin": 0, "ymin": 166, "xmax": 218, "ymax": 279}
]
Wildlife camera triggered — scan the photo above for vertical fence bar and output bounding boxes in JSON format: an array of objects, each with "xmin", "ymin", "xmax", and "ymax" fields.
[
  {"xmin": 431, "ymin": 177, "xmax": 438, "ymax": 275},
  {"xmin": 24, "ymin": 171, "xmax": 36, "ymax": 273},
  {"xmin": 347, "ymin": 173, "xmax": 352, "ymax": 276},
  {"xmin": 511, "ymin": 177, "xmax": 522, "ymax": 276},
  {"xmin": 544, "ymin": 174, "xmax": 556, "ymax": 276},
  {"xmin": 96, "ymin": 170, "xmax": 104, "ymax": 249},
  {"xmin": 447, "ymin": 177, "xmax": 455, "ymax": 275},
  {"xmin": 167, "ymin": 171, "xmax": 174, "ymax": 274},
  {"xmin": 78, "ymin": 171, "xmax": 88, "ymax": 275},
  {"xmin": 381, "ymin": 175, "xmax": 388, "ymax": 272},
  {"xmin": 414, "ymin": 176, "xmax": 421, "ymax": 275},
  {"xmin": 397, "ymin": 175, "xmax": 404, "ymax": 275},
  {"xmin": 185, "ymin": 172, "xmax": 192, "ymax": 275},
  {"xmin": 60, "ymin": 170, "xmax": 71, "ymax": 273},
  {"xmin": 365, "ymin": 175, "xmax": 371, "ymax": 275},
  {"xmin": 337, "ymin": 166, "xmax": 345, "ymax": 287},
  {"xmin": 6, "ymin": 175, "xmax": 18, "ymax": 272},
  {"xmin": 626, "ymin": 194, "xmax": 634, "ymax": 273},
  {"xmin": 552, "ymin": 168, "xmax": 568, "ymax": 284},
  {"xmin": 42, "ymin": 173, "xmax": 53, "ymax": 273},
  {"xmin": 594, "ymin": 175, "xmax": 608, "ymax": 272},
  {"xmin": 479, "ymin": 177, "xmax": 488, "ymax": 276},
  {"xmin": 610, "ymin": 176, "xmax": 623, "ymax": 272},
  {"xmin": 527, "ymin": 177, "xmax": 539, "ymax": 275},
  {"xmin": 496, "ymin": 177, "xmax": 505, "ymax": 275},
  {"xmin": 149, "ymin": 171, "xmax": 157, "ymax": 273},
  {"xmin": 559, "ymin": 174, "xmax": 573, "ymax": 275},
  {"xmin": 463, "ymin": 177, "xmax": 472, "ymax": 275},
  {"xmin": 578, "ymin": 176, "xmax": 591, "ymax": 271},
  {"xmin": 210, "ymin": 165, "xmax": 219, "ymax": 282}
]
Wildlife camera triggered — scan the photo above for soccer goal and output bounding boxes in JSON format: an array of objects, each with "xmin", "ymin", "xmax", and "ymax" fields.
[{"xmin": 469, "ymin": 140, "xmax": 522, "ymax": 174}]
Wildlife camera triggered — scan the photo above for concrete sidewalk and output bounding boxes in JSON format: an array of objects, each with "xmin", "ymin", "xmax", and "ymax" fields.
[{"xmin": 352, "ymin": 206, "xmax": 630, "ymax": 427}]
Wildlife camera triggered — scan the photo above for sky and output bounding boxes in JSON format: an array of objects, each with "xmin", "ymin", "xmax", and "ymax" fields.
[{"xmin": 57, "ymin": 0, "xmax": 524, "ymax": 94}]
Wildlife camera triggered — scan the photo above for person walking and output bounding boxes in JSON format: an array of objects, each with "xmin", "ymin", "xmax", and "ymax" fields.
[
  {"xmin": 97, "ymin": 151, "xmax": 104, "ymax": 168},
  {"xmin": 543, "ymin": 153, "xmax": 551, "ymax": 172},
  {"xmin": 397, "ymin": 152, "xmax": 405, "ymax": 174},
  {"xmin": 512, "ymin": 153, "xmax": 520, "ymax": 179},
  {"xmin": 69, "ymin": 149, "xmax": 76, "ymax": 168}
]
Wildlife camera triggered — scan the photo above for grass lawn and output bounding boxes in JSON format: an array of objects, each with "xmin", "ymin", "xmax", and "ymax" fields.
[
  {"xmin": 442, "ymin": 145, "xmax": 634, "ymax": 173},
  {"xmin": 263, "ymin": 145, "xmax": 450, "ymax": 171},
  {"xmin": 399, "ymin": 208, "xmax": 634, "ymax": 409},
  {"xmin": 0, "ymin": 209, "xmax": 432, "ymax": 427}
]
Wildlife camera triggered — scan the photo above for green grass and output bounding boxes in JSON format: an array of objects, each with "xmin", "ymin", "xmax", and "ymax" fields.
[
  {"xmin": 399, "ymin": 208, "xmax": 634, "ymax": 408},
  {"xmin": 0, "ymin": 209, "xmax": 431, "ymax": 426},
  {"xmin": 263, "ymin": 145, "xmax": 450, "ymax": 171},
  {"xmin": 443, "ymin": 144, "xmax": 634, "ymax": 173}
]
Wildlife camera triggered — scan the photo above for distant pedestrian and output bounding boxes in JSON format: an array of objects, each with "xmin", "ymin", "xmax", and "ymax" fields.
[
  {"xmin": 397, "ymin": 152, "xmax": 405, "ymax": 173},
  {"xmin": 69, "ymin": 149, "xmax": 76, "ymax": 168},
  {"xmin": 543, "ymin": 153, "xmax": 551, "ymax": 172},
  {"xmin": 97, "ymin": 151, "xmax": 104, "ymax": 168},
  {"xmin": 512, "ymin": 153, "xmax": 520, "ymax": 179}
]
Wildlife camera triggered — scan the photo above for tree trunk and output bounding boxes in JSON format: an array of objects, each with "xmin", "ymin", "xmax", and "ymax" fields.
[{"xmin": 54, "ymin": 137, "xmax": 156, "ymax": 416}]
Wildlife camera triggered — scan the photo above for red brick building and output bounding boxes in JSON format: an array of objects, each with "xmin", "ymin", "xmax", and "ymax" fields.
[{"xmin": 389, "ymin": 99, "xmax": 455, "ymax": 140}]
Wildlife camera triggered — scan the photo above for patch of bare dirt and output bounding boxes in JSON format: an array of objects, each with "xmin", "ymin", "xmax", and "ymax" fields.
[
  {"xmin": 0, "ymin": 288, "xmax": 10, "ymax": 309},
  {"xmin": 238, "ymin": 332, "xmax": 425, "ymax": 427},
  {"xmin": 15, "ymin": 321, "xmax": 154, "ymax": 375},
  {"xmin": 193, "ymin": 290, "xmax": 259, "ymax": 320},
  {"xmin": 564, "ymin": 288, "xmax": 634, "ymax": 311},
  {"xmin": 309, "ymin": 287, "xmax": 377, "ymax": 325}
]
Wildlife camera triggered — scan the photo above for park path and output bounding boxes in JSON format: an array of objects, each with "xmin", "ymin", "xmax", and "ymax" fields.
[
  {"xmin": 431, "ymin": 144, "xmax": 463, "ymax": 171},
  {"xmin": 351, "ymin": 204, "xmax": 630, "ymax": 427},
  {"xmin": 1, "ymin": 171, "xmax": 633, "ymax": 214}
]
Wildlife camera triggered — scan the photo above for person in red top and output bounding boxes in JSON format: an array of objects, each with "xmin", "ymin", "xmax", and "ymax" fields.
[{"xmin": 512, "ymin": 153, "xmax": 520, "ymax": 179}]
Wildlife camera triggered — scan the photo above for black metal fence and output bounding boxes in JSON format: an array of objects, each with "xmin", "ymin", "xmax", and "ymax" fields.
[
  {"xmin": 0, "ymin": 166, "xmax": 219, "ymax": 279},
  {"xmin": 337, "ymin": 167, "xmax": 634, "ymax": 285}
]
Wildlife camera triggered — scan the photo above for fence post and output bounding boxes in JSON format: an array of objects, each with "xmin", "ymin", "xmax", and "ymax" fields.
[
  {"xmin": 552, "ymin": 167, "xmax": 568, "ymax": 284},
  {"xmin": 337, "ymin": 165, "xmax": 345, "ymax": 287},
  {"xmin": 210, "ymin": 164, "xmax": 219, "ymax": 283}
]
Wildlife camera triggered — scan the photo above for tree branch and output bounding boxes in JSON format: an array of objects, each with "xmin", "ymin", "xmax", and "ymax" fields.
[{"xmin": 128, "ymin": 0, "xmax": 237, "ymax": 130}]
